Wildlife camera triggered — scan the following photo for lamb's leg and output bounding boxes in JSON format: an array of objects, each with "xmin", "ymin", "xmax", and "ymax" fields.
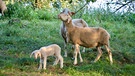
[
  {"xmin": 105, "ymin": 45, "xmax": 113, "ymax": 65},
  {"xmin": 43, "ymin": 57, "xmax": 47, "ymax": 70},
  {"xmin": 53, "ymin": 56, "xmax": 59, "ymax": 65},
  {"xmin": 38, "ymin": 58, "xmax": 43, "ymax": 70},
  {"xmin": 2, "ymin": 11, "xmax": 4, "ymax": 16},
  {"xmin": 93, "ymin": 47, "xmax": 102, "ymax": 63},
  {"xmin": 59, "ymin": 55, "xmax": 63, "ymax": 68},
  {"xmin": 73, "ymin": 44, "xmax": 80, "ymax": 65}
]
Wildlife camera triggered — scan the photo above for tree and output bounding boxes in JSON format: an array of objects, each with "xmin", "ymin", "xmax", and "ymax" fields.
[{"xmin": 107, "ymin": 0, "xmax": 135, "ymax": 13}]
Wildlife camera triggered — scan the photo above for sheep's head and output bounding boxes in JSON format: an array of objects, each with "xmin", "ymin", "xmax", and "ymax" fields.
[
  {"xmin": 58, "ymin": 13, "xmax": 72, "ymax": 23},
  {"xmin": 30, "ymin": 50, "xmax": 41, "ymax": 59},
  {"xmin": 62, "ymin": 8, "xmax": 75, "ymax": 16}
]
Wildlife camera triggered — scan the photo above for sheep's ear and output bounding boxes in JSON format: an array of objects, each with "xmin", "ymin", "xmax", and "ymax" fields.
[
  {"xmin": 71, "ymin": 12, "xmax": 75, "ymax": 16},
  {"xmin": 68, "ymin": 11, "xmax": 75, "ymax": 16}
]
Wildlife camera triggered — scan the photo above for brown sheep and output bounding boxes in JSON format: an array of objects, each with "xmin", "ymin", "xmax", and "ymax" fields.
[
  {"xmin": 60, "ymin": 8, "xmax": 88, "ymax": 57},
  {"xmin": 58, "ymin": 12, "xmax": 113, "ymax": 65}
]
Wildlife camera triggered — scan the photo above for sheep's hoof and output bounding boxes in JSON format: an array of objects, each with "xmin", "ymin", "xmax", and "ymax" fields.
[
  {"xmin": 43, "ymin": 68, "xmax": 46, "ymax": 70},
  {"xmin": 82, "ymin": 50, "xmax": 85, "ymax": 53},
  {"xmin": 38, "ymin": 68, "xmax": 41, "ymax": 70},
  {"xmin": 60, "ymin": 66, "xmax": 63, "ymax": 69},
  {"xmin": 53, "ymin": 64, "xmax": 56, "ymax": 66},
  {"xmin": 71, "ymin": 57, "xmax": 74, "ymax": 60},
  {"xmin": 73, "ymin": 63, "xmax": 78, "ymax": 66},
  {"xmin": 80, "ymin": 59, "xmax": 83, "ymax": 63},
  {"xmin": 90, "ymin": 61, "xmax": 95, "ymax": 64},
  {"xmin": 110, "ymin": 62, "xmax": 113, "ymax": 65},
  {"xmin": 73, "ymin": 62, "xmax": 78, "ymax": 65},
  {"xmin": 64, "ymin": 55, "xmax": 67, "ymax": 57}
]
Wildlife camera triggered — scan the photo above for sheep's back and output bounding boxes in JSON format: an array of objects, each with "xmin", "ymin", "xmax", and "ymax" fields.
[
  {"xmin": 41, "ymin": 44, "xmax": 61, "ymax": 56},
  {"xmin": 72, "ymin": 19, "xmax": 88, "ymax": 27},
  {"xmin": 68, "ymin": 27, "xmax": 110, "ymax": 47}
]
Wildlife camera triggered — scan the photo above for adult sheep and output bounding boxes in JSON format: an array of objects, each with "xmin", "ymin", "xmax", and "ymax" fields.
[
  {"xmin": 60, "ymin": 8, "xmax": 88, "ymax": 57},
  {"xmin": 58, "ymin": 12, "xmax": 113, "ymax": 65}
]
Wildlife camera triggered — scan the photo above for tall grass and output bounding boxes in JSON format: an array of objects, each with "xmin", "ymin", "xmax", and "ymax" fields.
[{"xmin": 0, "ymin": 3, "xmax": 135, "ymax": 76}]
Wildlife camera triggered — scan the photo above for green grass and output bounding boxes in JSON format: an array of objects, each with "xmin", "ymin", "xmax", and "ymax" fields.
[{"xmin": 0, "ymin": 12, "xmax": 135, "ymax": 76}]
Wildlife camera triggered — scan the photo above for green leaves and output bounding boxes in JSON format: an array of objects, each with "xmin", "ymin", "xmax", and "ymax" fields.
[{"xmin": 86, "ymin": 0, "xmax": 96, "ymax": 2}]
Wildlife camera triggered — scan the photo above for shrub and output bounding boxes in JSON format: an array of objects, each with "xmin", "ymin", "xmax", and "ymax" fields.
[
  {"xmin": 37, "ymin": 9, "xmax": 53, "ymax": 20},
  {"xmin": 7, "ymin": 2, "xmax": 38, "ymax": 20}
]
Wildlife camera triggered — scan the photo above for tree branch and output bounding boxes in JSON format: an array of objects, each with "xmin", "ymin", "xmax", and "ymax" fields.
[
  {"xmin": 114, "ymin": 1, "xmax": 132, "ymax": 13},
  {"xmin": 74, "ymin": 2, "xmax": 89, "ymax": 14}
]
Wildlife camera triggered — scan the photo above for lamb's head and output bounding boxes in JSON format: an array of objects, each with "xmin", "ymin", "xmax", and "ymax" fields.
[
  {"xmin": 58, "ymin": 13, "xmax": 72, "ymax": 23},
  {"xmin": 30, "ymin": 50, "xmax": 41, "ymax": 59}
]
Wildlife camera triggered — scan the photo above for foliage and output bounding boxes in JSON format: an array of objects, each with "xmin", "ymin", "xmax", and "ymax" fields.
[
  {"xmin": 80, "ymin": 9, "xmax": 135, "ymax": 24},
  {"xmin": 6, "ymin": 2, "xmax": 38, "ymax": 20},
  {"xmin": 5, "ymin": 2, "xmax": 55, "ymax": 20}
]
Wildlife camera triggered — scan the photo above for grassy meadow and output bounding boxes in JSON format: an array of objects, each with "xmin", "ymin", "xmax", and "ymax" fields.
[{"xmin": 0, "ymin": 6, "xmax": 135, "ymax": 76}]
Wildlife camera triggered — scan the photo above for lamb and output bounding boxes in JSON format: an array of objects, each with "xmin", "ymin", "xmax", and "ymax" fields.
[
  {"xmin": 58, "ymin": 12, "xmax": 113, "ymax": 65},
  {"xmin": 60, "ymin": 8, "xmax": 88, "ymax": 57},
  {"xmin": 0, "ymin": 0, "xmax": 7, "ymax": 16},
  {"xmin": 30, "ymin": 44, "xmax": 63, "ymax": 70}
]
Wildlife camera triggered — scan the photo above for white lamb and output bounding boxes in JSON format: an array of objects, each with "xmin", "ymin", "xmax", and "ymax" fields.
[{"xmin": 30, "ymin": 44, "xmax": 63, "ymax": 70}]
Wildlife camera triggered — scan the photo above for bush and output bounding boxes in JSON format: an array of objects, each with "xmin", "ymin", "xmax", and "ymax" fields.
[
  {"xmin": 6, "ymin": 2, "xmax": 57, "ymax": 20},
  {"xmin": 37, "ymin": 9, "xmax": 53, "ymax": 20},
  {"xmin": 7, "ymin": 2, "xmax": 38, "ymax": 20}
]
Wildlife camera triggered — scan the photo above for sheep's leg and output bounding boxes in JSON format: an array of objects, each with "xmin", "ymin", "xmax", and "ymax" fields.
[
  {"xmin": 2, "ymin": 11, "xmax": 4, "ymax": 16},
  {"xmin": 43, "ymin": 57, "xmax": 47, "ymax": 70},
  {"xmin": 38, "ymin": 58, "xmax": 43, "ymax": 70},
  {"xmin": 73, "ymin": 44, "xmax": 80, "ymax": 65},
  {"xmin": 78, "ymin": 48, "xmax": 83, "ymax": 62},
  {"xmin": 93, "ymin": 47, "xmax": 102, "ymax": 63},
  {"xmin": 64, "ymin": 32, "xmax": 69, "ymax": 57},
  {"xmin": 71, "ymin": 45, "xmax": 75, "ymax": 59},
  {"xmin": 53, "ymin": 56, "xmax": 59, "ymax": 65},
  {"xmin": 73, "ymin": 50, "xmax": 78, "ymax": 65},
  {"xmin": 64, "ymin": 42, "xmax": 68, "ymax": 57},
  {"xmin": 105, "ymin": 45, "xmax": 113, "ymax": 65},
  {"xmin": 59, "ymin": 55, "xmax": 63, "ymax": 68},
  {"xmin": 82, "ymin": 47, "xmax": 85, "ymax": 52}
]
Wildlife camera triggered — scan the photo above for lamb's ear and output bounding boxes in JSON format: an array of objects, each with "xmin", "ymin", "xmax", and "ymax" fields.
[
  {"xmin": 68, "ymin": 11, "xmax": 75, "ymax": 16},
  {"xmin": 38, "ymin": 52, "xmax": 41, "ymax": 59}
]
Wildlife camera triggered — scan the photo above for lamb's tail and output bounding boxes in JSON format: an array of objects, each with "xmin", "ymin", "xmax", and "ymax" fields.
[{"xmin": 30, "ymin": 52, "xmax": 34, "ymax": 58}]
